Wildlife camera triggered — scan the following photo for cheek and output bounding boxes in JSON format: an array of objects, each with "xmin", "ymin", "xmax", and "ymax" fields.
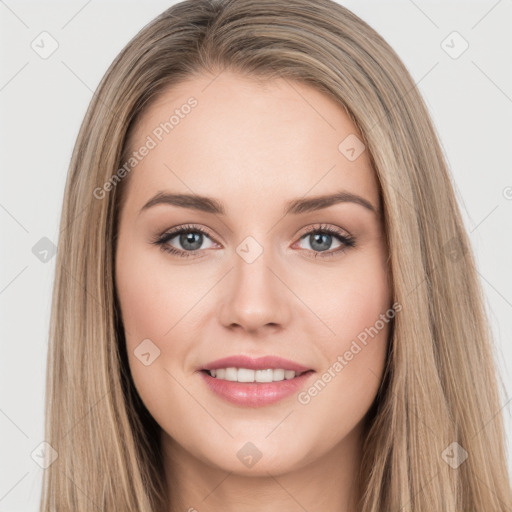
[
  {"xmin": 300, "ymin": 246, "xmax": 391, "ymax": 344},
  {"xmin": 115, "ymin": 246, "xmax": 192, "ymax": 428},
  {"xmin": 115, "ymin": 237, "xmax": 200, "ymax": 341},
  {"xmin": 295, "ymin": 329, "xmax": 390, "ymax": 458},
  {"xmin": 292, "ymin": 249, "xmax": 391, "ymax": 433},
  {"xmin": 116, "ymin": 262, "xmax": 169, "ymax": 341}
]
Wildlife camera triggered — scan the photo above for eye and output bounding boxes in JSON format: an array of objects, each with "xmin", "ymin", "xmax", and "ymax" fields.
[
  {"xmin": 294, "ymin": 224, "xmax": 356, "ymax": 258},
  {"xmin": 151, "ymin": 224, "xmax": 217, "ymax": 258}
]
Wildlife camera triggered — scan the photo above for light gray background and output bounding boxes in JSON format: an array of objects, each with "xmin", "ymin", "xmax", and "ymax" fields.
[{"xmin": 1, "ymin": 1, "xmax": 511, "ymax": 510}]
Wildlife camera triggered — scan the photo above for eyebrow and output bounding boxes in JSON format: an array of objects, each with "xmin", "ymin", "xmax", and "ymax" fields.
[{"xmin": 139, "ymin": 190, "xmax": 378, "ymax": 216}]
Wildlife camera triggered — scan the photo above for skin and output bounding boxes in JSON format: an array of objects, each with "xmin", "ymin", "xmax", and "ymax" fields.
[{"xmin": 115, "ymin": 70, "xmax": 392, "ymax": 512}]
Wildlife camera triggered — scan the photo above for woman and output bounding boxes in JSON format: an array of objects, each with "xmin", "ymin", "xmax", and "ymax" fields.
[{"xmin": 42, "ymin": 0, "xmax": 512, "ymax": 510}]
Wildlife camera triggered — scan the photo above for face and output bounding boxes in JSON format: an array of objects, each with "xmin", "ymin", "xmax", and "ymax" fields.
[{"xmin": 115, "ymin": 70, "xmax": 392, "ymax": 477}]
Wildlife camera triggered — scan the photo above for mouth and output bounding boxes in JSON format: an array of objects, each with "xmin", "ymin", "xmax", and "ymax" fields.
[
  {"xmin": 200, "ymin": 367, "xmax": 314, "ymax": 383},
  {"xmin": 199, "ymin": 367, "xmax": 316, "ymax": 407}
]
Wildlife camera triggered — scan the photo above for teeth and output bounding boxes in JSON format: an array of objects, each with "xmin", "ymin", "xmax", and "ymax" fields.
[{"xmin": 207, "ymin": 367, "xmax": 303, "ymax": 383}]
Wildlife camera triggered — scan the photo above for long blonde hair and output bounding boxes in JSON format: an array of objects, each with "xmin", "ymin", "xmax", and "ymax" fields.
[{"xmin": 42, "ymin": 0, "xmax": 512, "ymax": 510}]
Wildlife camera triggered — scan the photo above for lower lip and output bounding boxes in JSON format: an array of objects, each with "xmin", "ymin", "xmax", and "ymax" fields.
[{"xmin": 199, "ymin": 370, "xmax": 315, "ymax": 407}]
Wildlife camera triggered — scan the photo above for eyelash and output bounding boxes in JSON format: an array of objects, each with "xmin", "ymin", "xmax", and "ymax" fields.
[{"xmin": 151, "ymin": 223, "xmax": 356, "ymax": 259}]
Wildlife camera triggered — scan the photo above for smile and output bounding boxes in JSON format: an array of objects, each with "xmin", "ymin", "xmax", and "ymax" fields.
[{"xmin": 204, "ymin": 367, "xmax": 309, "ymax": 382}]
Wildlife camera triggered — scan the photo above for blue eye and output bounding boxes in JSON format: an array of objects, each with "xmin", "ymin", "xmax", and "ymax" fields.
[
  {"xmin": 297, "ymin": 225, "xmax": 355, "ymax": 256},
  {"xmin": 152, "ymin": 223, "xmax": 356, "ymax": 259},
  {"xmin": 152, "ymin": 224, "xmax": 215, "ymax": 257}
]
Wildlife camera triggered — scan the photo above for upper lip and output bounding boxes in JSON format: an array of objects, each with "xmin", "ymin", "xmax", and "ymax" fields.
[{"xmin": 201, "ymin": 355, "xmax": 313, "ymax": 372}]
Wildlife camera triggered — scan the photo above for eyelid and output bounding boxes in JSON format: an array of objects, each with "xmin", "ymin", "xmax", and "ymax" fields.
[{"xmin": 296, "ymin": 223, "xmax": 351, "ymax": 240}]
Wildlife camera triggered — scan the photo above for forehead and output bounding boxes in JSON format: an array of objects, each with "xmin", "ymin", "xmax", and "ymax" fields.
[{"xmin": 123, "ymin": 71, "xmax": 379, "ymax": 214}]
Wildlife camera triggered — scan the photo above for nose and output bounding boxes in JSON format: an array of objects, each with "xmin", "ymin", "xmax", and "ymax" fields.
[{"xmin": 217, "ymin": 245, "xmax": 292, "ymax": 334}]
